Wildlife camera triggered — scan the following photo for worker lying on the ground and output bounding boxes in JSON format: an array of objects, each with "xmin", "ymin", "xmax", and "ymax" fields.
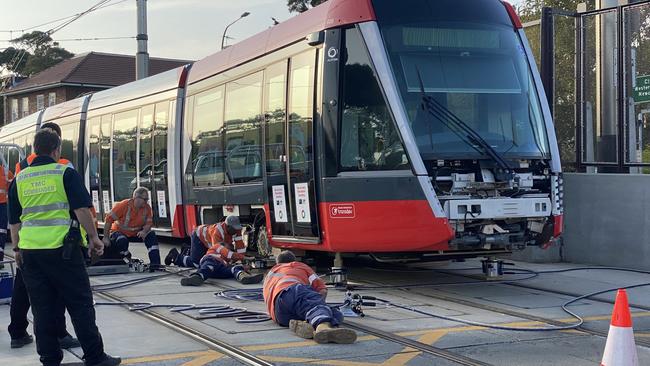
[
  {"xmin": 102, "ymin": 187, "xmax": 161, "ymax": 267},
  {"xmin": 179, "ymin": 215, "xmax": 263, "ymax": 286},
  {"xmin": 164, "ymin": 221, "xmax": 214, "ymax": 268},
  {"xmin": 263, "ymin": 250, "xmax": 357, "ymax": 344}
]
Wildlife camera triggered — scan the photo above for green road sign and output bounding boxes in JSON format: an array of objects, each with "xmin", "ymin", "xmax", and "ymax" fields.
[{"xmin": 634, "ymin": 75, "xmax": 650, "ymax": 103}]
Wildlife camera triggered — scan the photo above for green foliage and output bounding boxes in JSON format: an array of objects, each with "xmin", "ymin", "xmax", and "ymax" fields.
[
  {"xmin": 0, "ymin": 31, "xmax": 74, "ymax": 77},
  {"xmin": 287, "ymin": 0, "xmax": 327, "ymax": 13}
]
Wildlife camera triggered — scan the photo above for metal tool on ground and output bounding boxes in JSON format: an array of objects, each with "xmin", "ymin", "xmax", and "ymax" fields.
[{"xmin": 338, "ymin": 290, "xmax": 375, "ymax": 317}]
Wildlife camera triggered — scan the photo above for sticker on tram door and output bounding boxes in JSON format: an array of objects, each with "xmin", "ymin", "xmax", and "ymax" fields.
[
  {"xmin": 91, "ymin": 191, "xmax": 100, "ymax": 212},
  {"xmin": 329, "ymin": 204, "xmax": 355, "ymax": 219},
  {"xmin": 294, "ymin": 183, "xmax": 311, "ymax": 223},
  {"xmin": 156, "ymin": 190, "xmax": 167, "ymax": 218},
  {"xmin": 272, "ymin": 185, "xmax": 288, "ymax": 223},
  {"xmin": 102, "ymin": 191, "xmax": 111, "ymax": 211}
]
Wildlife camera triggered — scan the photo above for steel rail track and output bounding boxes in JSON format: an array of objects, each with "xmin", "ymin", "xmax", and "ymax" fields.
[
  {"xmin": 95, "ymin": 291, "xmax": 273, "ymax": 366},
  {"xmin": 354, "ymin": 274, "xmax": 650, "ymax": 348},
  {"xmin": 166, "ymin": 269, "xmax": 494, "ymax": 365},
  {"xmin": 343, "ymin": 320, "xmax": 495, "ymax": 366}
]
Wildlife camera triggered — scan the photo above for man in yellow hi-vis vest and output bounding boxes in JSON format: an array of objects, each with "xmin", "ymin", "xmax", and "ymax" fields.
[{"xmin": 8, "ymin": 129, "xmax": 121, "ymax": 366}]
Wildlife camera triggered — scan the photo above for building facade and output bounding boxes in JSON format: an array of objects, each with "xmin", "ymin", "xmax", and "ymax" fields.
[{"xmin": 1, "ymin": 52, "xmax": 190, "ymax": 125}]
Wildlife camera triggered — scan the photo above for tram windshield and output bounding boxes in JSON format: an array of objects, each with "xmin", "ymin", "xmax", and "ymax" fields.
[{"xmin": 372, "ymin": 0, "xmax": 550, "ymax": 160}]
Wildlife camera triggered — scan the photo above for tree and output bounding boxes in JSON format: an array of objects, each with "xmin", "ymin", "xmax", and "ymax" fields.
[
  {"xmin": 0, "ymin": 31, "xmax": 74, "ymax": 77},
  {"xmin": 287, "ymin": 0, "xmax": 327, "ymax": 13}
]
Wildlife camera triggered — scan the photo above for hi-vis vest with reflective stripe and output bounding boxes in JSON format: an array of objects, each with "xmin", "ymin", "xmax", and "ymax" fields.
[{"xmin": 16, "ymin": 163, "xmax": 70, "ymax": 249}]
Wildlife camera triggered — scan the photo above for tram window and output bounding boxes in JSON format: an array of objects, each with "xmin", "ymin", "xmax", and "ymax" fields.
[
  {"xmin": 154, "ymin": 101, "xmax": 169, "ymax": 198},
  {"xmin": 60, "ymin": 123, "xmax": 77, "ymax": 168},
  {"xmin": 88, "ymin": 117, "xmax": 101, "ymax": 205},
  {"xmin": 112, "ymin": 109, "xmax": 138, "ymax": 201},
  {"xmin": 265, "ymin": 62, "xmax": 287, "ymax": 175},
  {"xmin": 25, "ymin": 133, "xmax": 34, "ymax": 156},
  {"xmin": 100, "ymin": 115, "xmax": 112, "ymax": 210},
  {"xmin": 138, "ymin": 105, "xmax": 154, "ymax": 192},
  {"xmin": 224, "ymin": 72, "xmax": 263, "ymax": 183},
  {"xmin": 191, "ymin": 86, "xmax": 225, "ymax": 187},
  {"xmin": 340, "ymin": 28, "xmax": 409, "ymax": 172},
  {"xmin": 288, "ymin": 51, "xmax": 315, "ymax": 176},
  {"xmin": 7, "ymin": 146, "xmax": 19, "ymax": 174}
]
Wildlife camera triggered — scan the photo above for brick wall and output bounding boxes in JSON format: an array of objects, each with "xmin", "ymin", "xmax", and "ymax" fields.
[{"xmin": 1, "ymin": 86, "xmax": 107, "ymax": 126}]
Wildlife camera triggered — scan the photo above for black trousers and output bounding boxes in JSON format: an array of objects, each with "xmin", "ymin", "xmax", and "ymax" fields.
[
  {"xmin": 21, "ymin": 247, "xmax": 105, "ymax": 366},
  {"xmin": 8, "ymin": 267, "xmax": 70, "ymax": 340}
]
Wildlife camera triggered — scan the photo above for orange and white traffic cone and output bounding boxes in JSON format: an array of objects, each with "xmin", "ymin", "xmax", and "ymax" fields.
[{"xmin": 600, "ymin": 289, "xmax": 639, "ymax": 366}]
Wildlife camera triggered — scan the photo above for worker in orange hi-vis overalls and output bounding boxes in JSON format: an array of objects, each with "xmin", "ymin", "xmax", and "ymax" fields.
[
  {"xmin": 102, "ymin": 187, "xmax": 160, "ymax": 267},
  {"xmin": 178, "ymin": 215, "xmax": 264, "ymax": 286},
  {"xmin": 263, "ymin": 250, "xmax": 357, "ymax": 344}
]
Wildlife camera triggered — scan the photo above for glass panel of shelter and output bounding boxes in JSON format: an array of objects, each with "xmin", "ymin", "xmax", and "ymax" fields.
[
  {"xmin": 623, "ymin": 3, "xmax": 650, "ymax": 171},
  {"xmin": 581, "ymin": 10, "xmax": 619, "ymax": 165}
]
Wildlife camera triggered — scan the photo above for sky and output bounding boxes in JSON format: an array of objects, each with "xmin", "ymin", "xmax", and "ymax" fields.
[
  {"xmin": 1, "ymin": 0, "xmax": 526, "ymax": 63},
  {"xmin": 0, "ymin": 0, "xmax": 293, "ymax": 62}
]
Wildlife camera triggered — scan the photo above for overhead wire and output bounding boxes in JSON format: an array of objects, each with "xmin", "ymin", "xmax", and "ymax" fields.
[{"xmin": 0, "ymin": 0, "xmax": 124, "ymax": 90}]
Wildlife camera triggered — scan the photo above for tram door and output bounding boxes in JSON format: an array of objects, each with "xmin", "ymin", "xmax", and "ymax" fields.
[
  {"xmin": 138, "ymin": 102, "xmax": 171, "ymax": 228},
  {"xmin": 265, "ymin": 50, "xmax": 320, "ymax": 241}
]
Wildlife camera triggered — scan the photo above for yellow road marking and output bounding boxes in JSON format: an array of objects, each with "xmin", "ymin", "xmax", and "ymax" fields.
[
  {"xmin": 261, "ymin": 355, "xmax": 377, "ymax": 365},
  {"xmin": 380, "ymin": 330, "xmax": 448, "ymax": 366},
  {"xmin": 122, "ymin": 350, "xmax": 213, "ymax": 365},
  {"xmin": 181, "ymin": 351, "xmax": 223, "ymax": 366}
]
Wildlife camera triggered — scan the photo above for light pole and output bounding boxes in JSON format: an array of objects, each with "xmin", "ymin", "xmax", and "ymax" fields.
[{"xmin": 221, "ymin": 12, "xmax": 250, "ymax": 50}]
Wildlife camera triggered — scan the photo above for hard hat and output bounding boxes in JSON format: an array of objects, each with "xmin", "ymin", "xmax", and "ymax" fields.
[{"xmin": 225, "ymin": 215, "xmax": 242, "ymax": 230}]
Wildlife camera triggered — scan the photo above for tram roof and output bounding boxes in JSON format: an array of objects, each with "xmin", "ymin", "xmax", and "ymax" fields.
[
  {"xmin": 0, "ymin": 110, "xmax": 42, "ymax": 139},
  {"xmin": 187, "ymin": 0, "xmax": 375, "ymax": 85},
  {"xmin": 86, "ymin": 67, "xmax": 186, "ymax": 112},
  {"xmin": 41, "ymin": 95, "xmax": 89, "ymax": 122}
]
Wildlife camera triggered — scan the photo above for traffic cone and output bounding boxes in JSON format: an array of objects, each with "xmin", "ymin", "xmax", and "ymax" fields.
[{"xmin": 600, "ymin": 289, "xmax": 639, "ymax": 366}]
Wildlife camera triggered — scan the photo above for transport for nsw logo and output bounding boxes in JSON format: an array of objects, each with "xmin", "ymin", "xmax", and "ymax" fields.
[{"xmin": 329, "ymin": 204, "xmax": 355, "ymax": 218}]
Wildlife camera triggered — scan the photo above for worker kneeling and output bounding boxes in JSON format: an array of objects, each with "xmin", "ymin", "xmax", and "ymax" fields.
[
  {"xmin": 102, "ymin": 188, "xmax": 160, "ymax": 266},
  {"xmin": 263, "ymin": 251, "xmax": 357, "ymax": 344},
  {"xmin": 180, "ymin": 215, "xmax": 263, "ymax": 286}
]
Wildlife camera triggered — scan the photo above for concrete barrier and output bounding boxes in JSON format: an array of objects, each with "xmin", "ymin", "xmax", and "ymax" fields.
[{"xmin": 560, "ymin": 173, "xmax": 650, "ymax": 270}]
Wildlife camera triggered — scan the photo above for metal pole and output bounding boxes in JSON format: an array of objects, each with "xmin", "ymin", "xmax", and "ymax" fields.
[
  {"xmin": 540, "ymin": 7, "xmax": 555, "ymax": 115},
  {"xmin": 136, "ymin": 0, "xmax": 149, "ymax": 80},
  {"xmin": 221, "ymin": 12, "xmax": 250, "ymax": 50}
]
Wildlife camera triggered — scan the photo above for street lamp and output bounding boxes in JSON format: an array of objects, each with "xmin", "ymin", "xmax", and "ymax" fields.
[{"xmin": 221, "ymin": 12, "xmax": 250, "ymax": 50}]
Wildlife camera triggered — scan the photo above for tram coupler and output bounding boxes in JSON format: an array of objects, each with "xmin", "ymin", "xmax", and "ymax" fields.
[{"xmin": 481, "ymin": 258, "xmax": 504, "ymax": 280}]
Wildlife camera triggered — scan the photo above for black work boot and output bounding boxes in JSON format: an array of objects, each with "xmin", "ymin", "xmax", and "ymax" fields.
[
  {"xmin": 87, "ymin": 354, "xmax": 122, "ymax": 366},
  {"xmin": 236, "ymin": 272, "xmax": 264, "ymax": 284},
  {"xmin": 58, "ymin": 334, "xmax": 80, "ymax": 349},
  {"xmin": 164, "ymin": 248, "xmax": 179, "ymax": 266},
  {"xmin": 180, "ymin": 274, "xmax": 205, "ymax": 286},
  {"xmin": 10, "ymin": 334, "xmax": 33, "ymax": 348}
]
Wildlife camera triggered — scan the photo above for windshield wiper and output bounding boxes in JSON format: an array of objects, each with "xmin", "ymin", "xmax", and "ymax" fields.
[{"xmin": 415, "ymin": 68, "xmax": 514, "ymax": 181}]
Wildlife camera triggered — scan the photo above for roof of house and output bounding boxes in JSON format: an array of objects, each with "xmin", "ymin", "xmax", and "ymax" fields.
[{"xmin": 1, "ymin": 52, "xmax": 191, "ymax": 96}]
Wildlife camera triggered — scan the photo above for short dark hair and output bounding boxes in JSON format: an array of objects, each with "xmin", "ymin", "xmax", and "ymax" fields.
[
  {"xmin": 277, "ymin": 250, "xmax": 296, "ymax": 264},
  {"xmin": 40, "ymin": 122, "xmax": 62, "ymax": 137},
  {"xmin": 34, "ymin": 129, "xmax": 61, "ymax": 156}
]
